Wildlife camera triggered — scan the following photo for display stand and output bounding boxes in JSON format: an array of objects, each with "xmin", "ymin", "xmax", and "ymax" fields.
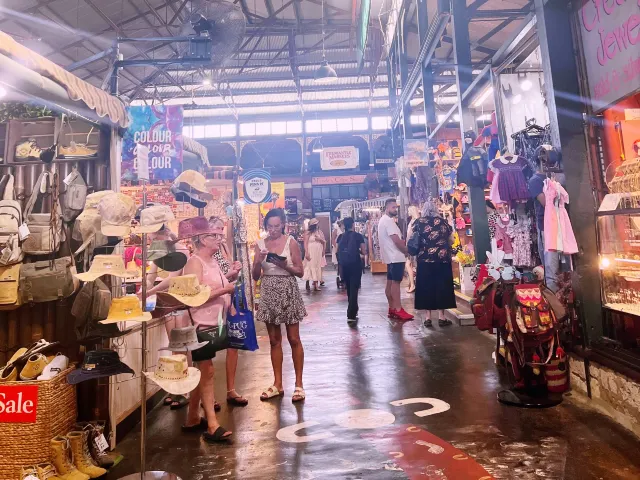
[{"xmin": 119, "ymin": 179, "xmax": 181, "ymax": 480}]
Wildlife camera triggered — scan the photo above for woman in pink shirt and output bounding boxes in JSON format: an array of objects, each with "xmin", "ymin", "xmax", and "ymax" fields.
[{"xmin": 180, "ymin": 217, "xmax": 234, "ymax": 443}]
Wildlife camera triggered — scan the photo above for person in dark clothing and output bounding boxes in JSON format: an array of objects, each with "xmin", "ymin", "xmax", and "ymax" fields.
[{"xmin": 338, "ymin": 217, "xmax": 366, "ymax": 324}]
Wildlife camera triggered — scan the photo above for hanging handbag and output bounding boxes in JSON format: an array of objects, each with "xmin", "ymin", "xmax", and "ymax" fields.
[
  {"xmin": 62, "ymin": 168, "xmax": 88, "ymax": 223},
  {"xmin": 0, "ymin": 173, "xmax": 23, "ymax": 266},
  {"xmin": 226, "ymin": 282, "xmax": 259, "ymax": 352},
  {"xmin": 22, "ymin": 171, "xmax": 63, "ymax": 255},
  {"xmin": 189, "ymin": 309, "xmax": 229, "ymax": 360},
  {"xmin": 0, "ymin": 263, "xmax": 21, "ymax": 310},
  {"xmin": 19, "ymin": 256, "xmax": 76, "ymax": 303}
]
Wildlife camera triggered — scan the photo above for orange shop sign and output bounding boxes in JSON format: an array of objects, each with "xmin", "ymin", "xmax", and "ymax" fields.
[
  {"xmin": 0, "ymin": 385, "xmax": 38, "ymax": 423},
  {"xmin": 312, "ymin": 175, "xmax": 366, "ymax": 186}
]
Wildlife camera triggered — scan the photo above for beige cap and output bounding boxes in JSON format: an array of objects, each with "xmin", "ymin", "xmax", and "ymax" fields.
[
  {"xmin": 132, "ymin": 205, "xmax": 175, "ymax": 234},
  {"xmin": 98, "ymin": 193, "xmax": 136, "ymax": 237}
]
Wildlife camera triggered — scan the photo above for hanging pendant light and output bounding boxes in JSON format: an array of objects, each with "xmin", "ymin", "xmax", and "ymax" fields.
[{"xmin": 314, "ymin": 0, "xmax": 338, "ymax": 83}]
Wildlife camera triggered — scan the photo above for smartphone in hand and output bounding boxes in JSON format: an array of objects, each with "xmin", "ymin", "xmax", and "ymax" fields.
[{"xmin": 266, "ymin": 252, "xmax": 287, "ymax": 264}]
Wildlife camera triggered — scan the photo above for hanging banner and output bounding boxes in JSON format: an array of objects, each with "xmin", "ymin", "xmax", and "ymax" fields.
[
  {"xmin": 260, "ymin": 182, "xmax": 285, "ymax": 216},
  {"xmin": 243, "ymin": 169, "xmax": 271, "ymax": 204},
  {"xmin": 122, "ymin": 106, "xmax": 184, "ymax": 182},
  {"xmin": 578, "ymin": 1, "xmax": 640, "ymax": 111},
  {"xmin": 403, "ymin": 139, "xmax": 429, "ymax": 167},
  {"xmin": 321, "ymin": 146, "xmax": 359, "ymax": 170}
]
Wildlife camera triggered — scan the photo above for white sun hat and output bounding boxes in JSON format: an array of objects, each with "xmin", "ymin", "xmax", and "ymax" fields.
[{"xmin": 143, "ymin": 354, "xmax": 201, "ymax": 395}]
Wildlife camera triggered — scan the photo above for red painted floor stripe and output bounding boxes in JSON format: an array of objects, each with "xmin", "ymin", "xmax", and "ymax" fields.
[{"xmin": 366, "ymin": 425, "xmax": 494, "ymax": 479}]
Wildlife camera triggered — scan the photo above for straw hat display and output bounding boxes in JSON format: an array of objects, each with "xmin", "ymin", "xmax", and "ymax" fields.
[
  {"xmin": 156, "ymin": 275, "xmax": 211, "ymax": 308},
  {"xmin": 143, "ymin": 354, "xmax": 201, "ymax": 395}
]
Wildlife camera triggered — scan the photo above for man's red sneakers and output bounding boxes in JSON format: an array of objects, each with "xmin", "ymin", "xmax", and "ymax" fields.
[{"xmin": 395, "ymin": 308, "xmax": 414, "ymax": 321}]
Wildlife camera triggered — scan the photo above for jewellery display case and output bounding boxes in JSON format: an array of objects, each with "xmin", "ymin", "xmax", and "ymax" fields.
[{"xmin": 597, "ymin": 202, "xmax": 640, "ymax": 355}]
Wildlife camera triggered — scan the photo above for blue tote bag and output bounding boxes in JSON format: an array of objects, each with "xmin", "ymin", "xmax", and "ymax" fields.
[{"xmin": 226, "ymin": 283, "xmax": 259, "ymax": 351}]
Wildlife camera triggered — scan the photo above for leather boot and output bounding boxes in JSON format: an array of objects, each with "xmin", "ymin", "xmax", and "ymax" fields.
[
  {"xmin": 67, "ymin": 431, "xmax": 107, "ymax": 478},
  {"xmin": 36, "ymin": 463, "xmax": 63, "ymax": 480},
  {"xmin": 50, "ymin": 436, "xmax": 90, "ymax": 480},
  {"xmin": 74, "ymin": 422, "xmax": 116, "ymax": 469}
]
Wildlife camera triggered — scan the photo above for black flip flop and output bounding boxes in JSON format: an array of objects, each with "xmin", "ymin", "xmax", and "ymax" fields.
[
  {"xmin": 170, "ymin": 395, "xmax": 189, "ymax": 410},
  {"xmin": 203, "ymin": 426, "xmax": 233, "ymax": 443},
  {"xmin": 226, "ymin": 395, "xmax": 249, "ymax": 407},
  {"xmin": 163, "ymin": 396, "xmax": 173, "ymax": 406},
  {"xmin": 181, "ymin": 417, "xmax": 207, "ymax": 432}
]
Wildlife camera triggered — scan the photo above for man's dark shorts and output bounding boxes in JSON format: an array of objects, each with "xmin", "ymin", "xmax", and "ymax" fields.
[{"xmin": 386, "ymin": 262, "xmax": 405, "ymax": 282}]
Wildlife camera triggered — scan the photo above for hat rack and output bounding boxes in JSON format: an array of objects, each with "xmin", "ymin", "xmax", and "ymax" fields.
[{"xmin": 117, "ymin": 176, "xmax": 180, "ymax": 480}]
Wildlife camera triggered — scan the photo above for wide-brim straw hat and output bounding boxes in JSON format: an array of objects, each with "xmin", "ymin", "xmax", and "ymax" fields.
[
  {"xmin": 156, "ymin": 274, "xmax": 211, "ymax": 308},
  {"xmin": 74, "ymin": 255, "xmax": 139, "ymax": 282},
  {"xmin": 143, "ymin": 354, "xmax": 201, "ymax": 395},
  {"xmin": 100, "ymin": 296, "xmax": 152, "ymax": 324},
  {"xmin": 131, "ymin": 205, "xmax": 175, "ymax": 234},
  {"xmin": 159, "ymin": 326, "xmax": 208, "ymax": 352}
]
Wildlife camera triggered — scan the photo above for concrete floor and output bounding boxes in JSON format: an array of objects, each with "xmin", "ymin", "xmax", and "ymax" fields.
[{"xmin": 108, "ymin": 270, "xmax": 640, "ymax": 480}]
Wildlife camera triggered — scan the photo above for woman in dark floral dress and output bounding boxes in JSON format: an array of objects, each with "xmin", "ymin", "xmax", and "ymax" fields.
[{"xmin": 414, "ymin": 201, "xmax": 457, "ymax": 327}]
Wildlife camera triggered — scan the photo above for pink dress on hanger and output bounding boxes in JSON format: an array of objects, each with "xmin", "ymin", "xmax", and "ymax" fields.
[{"xmin": 543, "ymin": 179, "xmax": 578, "ymax": 254}]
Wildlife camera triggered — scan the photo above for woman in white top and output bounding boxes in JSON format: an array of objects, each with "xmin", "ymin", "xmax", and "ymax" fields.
[{"xmin": 252, "ymin": 208, "xmax": 307, "ymax": 403}]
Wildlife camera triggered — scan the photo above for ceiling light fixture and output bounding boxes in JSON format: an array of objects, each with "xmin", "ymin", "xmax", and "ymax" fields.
[
  {"xmin": 512, "ymin": 93, "xmax": 523, "ymax": 105},
  {"xmin": 202, "ymin": 77, "xmax": 212, "ymax": 86},
  {"xmin": 0, "ymin": 86, "xmax": 6, "ymax": 99},
  {"xmin": 518, "ymin": 72, "xmax": 532, "ymax": 92},
  {"xmin": 312, "ymin": 138, "xmax": 324, "ymax": 153},
  {"xmin": 314, "ymin": 0, "xmax": 338, "ymax": 83}
]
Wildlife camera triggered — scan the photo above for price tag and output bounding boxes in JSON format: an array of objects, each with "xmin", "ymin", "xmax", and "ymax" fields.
[
  {"xmin": 0, "ymin": 246, "xmax": 11, "ymax": 263},
  {"xmin": 18, "ymin": 223, "xmax": 30, "ymax": 241},
  {"xmin": 94, "ymin": 433, "xmax": 109, "ymax": 453},
  {"xmin": 63, "ymin": 170, "xmax": 79, "ymax": 186}
]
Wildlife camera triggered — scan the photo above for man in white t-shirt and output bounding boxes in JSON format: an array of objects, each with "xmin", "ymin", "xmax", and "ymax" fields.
[{"xmin": 377, "ymin": 199, "xmax": 413, "ymax": 321}]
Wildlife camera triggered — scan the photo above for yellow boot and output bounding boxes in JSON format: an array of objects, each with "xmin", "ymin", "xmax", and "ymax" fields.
[
  {"xmin": 36, "ymin": 463, "xmax": 63, "ymax": 479},
  {"xmin": 50, "ymin": 436, "xmax": 90, "ymax": 480},
  {"xmin": 67, "ymin": 431, "xmax": 107, "ymax": 478}
]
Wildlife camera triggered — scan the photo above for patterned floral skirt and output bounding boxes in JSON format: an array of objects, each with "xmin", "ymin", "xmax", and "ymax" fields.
[{"xmin": 257, "ymin": 275, "xmax": 307, "ymax": 325}]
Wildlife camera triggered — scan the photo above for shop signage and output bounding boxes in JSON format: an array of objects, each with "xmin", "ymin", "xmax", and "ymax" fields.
[
  {"xmin": 312, "ymin": 175, "xmax": 366, "ymax": 185},
  {"xmin": 0, "ymin": 385, "xmax": 38, "ymax": 423},
  {"xmin": 403, "ymin": 139, "xmax": 429, "ymax": 167},
  {"xmin": 122, "ymin": 106, "xmax": 184, "ymax": 182},
  {"xmin": 625, "ymin": 108, "xmax": 640, "ymax": 120},
  {"xmin": 321, "ymin": 146, "xmax": 359, "ymax": 170},
  {"xmin": 578, "ymin": 1, "xmax": 640, "ymax": 111},
  {"xmin": 285, "ymin": 196, "xmax": 298, "ymax": 214},
  {"xmin": 260, "ymin": 182, "xmax": 285, "ymax": 215},
  {"xmin": 243, "ymin": 169, "xmax": 272, "ymax": 204},
  {"xmin": 375, "ymin": 157, "xmax": 394, "ymax": 164}
]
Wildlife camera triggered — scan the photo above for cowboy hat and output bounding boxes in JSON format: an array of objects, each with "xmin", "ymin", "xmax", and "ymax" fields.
[
  {"xmin": 143, "ymin": 354, "xmax": 201, "ymax": 395},
  {"xmin": 156, "ymin": 275, "xmax": 211, "ymax": 308}
]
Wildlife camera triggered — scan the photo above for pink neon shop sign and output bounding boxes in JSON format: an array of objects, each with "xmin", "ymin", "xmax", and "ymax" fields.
[{"xmin": 579, "ymin": 0, "xmax": 640, "ymax": 110}]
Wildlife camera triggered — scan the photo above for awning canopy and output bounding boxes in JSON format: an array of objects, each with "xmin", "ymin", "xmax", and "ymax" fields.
[{"xmin": 0, "ymin": 31, "xmax": 129, "ymax": 128}]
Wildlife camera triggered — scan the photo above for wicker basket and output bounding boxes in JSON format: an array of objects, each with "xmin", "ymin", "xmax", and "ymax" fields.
[{"xmin": 0, "ymin": 367, "xmax": 77, "ymax": 480}]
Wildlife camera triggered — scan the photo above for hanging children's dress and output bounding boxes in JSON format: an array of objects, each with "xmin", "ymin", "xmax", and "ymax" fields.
[
  {"xmin": 543, "ymin": 178, "xmax": 578, "ymax": 254},
  {"xmin": 492, "ymin": 154, "xmax": 529, "ymax": 202}
]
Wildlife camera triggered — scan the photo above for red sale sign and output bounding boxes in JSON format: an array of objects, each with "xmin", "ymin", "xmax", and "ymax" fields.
[{"xmin": 0, "ymin": 385, "xmax": 38, "ymax": 423}]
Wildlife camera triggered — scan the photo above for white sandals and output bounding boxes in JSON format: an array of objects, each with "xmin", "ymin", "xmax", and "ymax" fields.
[
  {"xmin": 260, "ymin": 385, "xmax": 284, "ymax": 401},
  {"xmin": 292, "ymin": 387, "xmax": 306, "ymax": 403}
]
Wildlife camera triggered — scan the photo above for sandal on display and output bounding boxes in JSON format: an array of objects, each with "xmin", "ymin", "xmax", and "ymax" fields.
[
  {"xmin": 170, "ymin": 395, "xmax": 189, "ymax": 410},
  {"xmin": 260, "ymin": 386, "xmax": 284, "ymax": 401},
  {"xmin": 292, "ymin": 387, "xmax": 306, "ymax": 403},
  {"xmin": 181, "ymin": 417, "xmax": 207, "ymax": 432},
  {"xmin": 227, "ymin": 390, "xmax": 249, "ymax": 407},
  {"xmin": 203, "ymin": 427, "xmax": 233, "ymax": 443}
]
